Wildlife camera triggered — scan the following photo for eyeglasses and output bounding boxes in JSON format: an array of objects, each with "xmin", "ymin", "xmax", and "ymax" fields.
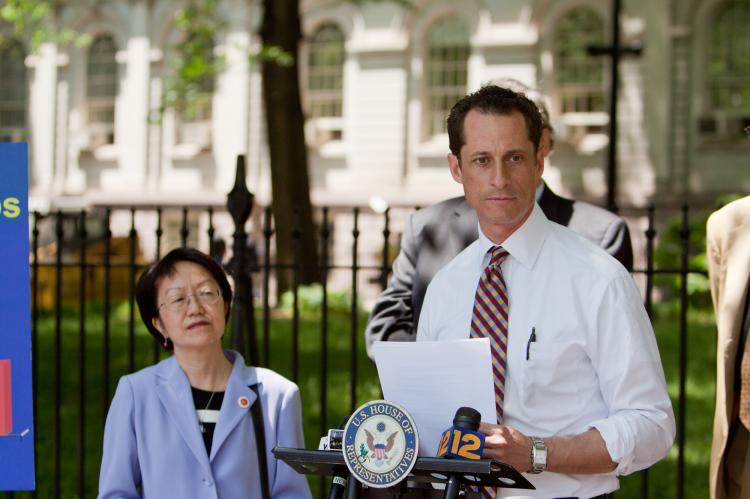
[{"xmin": 158, "ymin": 288, "xmax": 222, "ymax": 313}]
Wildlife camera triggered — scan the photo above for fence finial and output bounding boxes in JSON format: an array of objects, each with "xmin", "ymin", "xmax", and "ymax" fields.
[{"xmin": 226, "ymin": 155, "xmax": 258, "ymax": 365}]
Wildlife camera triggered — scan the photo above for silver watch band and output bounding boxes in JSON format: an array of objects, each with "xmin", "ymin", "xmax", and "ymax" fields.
[{"xmin": 530, "ymin": 436, "xmax": 547, "ymax": 474}]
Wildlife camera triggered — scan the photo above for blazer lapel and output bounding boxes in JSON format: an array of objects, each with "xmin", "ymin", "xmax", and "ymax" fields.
[
  {"xmin": 210, "ymin": 357, "xmax": 257, "ymax": 461},
  {"xmin": 154, "ymin": 358, "xmax": 212, "ymax": 474}
]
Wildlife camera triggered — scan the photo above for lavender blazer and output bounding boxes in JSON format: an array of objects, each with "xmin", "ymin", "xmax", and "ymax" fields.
[{"xmin": 98, "ymin": 350, "xmax": 311, "ymax": 499}]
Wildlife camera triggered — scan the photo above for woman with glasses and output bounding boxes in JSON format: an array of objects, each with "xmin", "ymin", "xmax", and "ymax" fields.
[{"xmin": 98, "ymin": 247, "xmax": 311, "ymax": 498}]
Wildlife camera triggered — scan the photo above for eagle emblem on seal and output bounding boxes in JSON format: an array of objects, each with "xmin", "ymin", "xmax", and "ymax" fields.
[{"xmin": 365, "ymin": 429, "xmax": 398, "ymax": 462}]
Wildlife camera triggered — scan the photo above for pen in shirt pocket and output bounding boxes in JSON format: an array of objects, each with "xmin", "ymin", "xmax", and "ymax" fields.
[{"xmin": 526, "ymin": 327, "xmax": 537, "ymax": 361}]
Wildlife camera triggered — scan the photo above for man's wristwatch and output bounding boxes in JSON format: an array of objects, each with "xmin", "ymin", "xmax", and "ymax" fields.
[{"xmin": 529, "ymin": 436, "xmax": 547, "ymax": 474}]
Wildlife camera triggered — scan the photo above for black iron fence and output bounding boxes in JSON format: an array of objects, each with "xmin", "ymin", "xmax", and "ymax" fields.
[{"xmin": 5, "ymin": 158, "xmax": 716, "ymax": 499}]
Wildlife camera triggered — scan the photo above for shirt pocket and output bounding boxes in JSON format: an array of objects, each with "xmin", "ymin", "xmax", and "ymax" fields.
[{"xmin": 521, "ymin": 339, "xmax": 586, "ymax": 414}]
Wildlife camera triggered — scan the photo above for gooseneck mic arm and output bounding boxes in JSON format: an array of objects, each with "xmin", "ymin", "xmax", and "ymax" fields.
[{"xmin": 442, "ymin": 407, "xmax": 483, "ymax": 499}]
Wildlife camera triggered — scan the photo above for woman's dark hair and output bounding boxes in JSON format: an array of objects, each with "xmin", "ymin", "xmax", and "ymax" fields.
[{"xmin": 135, "ymin": 247, "xmax": 232, "ymax": 351}]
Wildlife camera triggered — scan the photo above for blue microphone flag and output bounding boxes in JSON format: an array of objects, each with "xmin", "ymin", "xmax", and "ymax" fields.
[{"xmin": 436, "ymin": 425, "xmax": 485, "ymax": 460}]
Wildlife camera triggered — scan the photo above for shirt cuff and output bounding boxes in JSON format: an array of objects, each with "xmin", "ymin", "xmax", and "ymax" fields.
[{"xmin": 589, "ymin": 418, "xmax": 634, "ymax": 476}]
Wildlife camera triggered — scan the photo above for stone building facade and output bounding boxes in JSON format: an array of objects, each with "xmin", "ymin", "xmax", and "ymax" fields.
[{"xmin": 1, "ymin": 0, "xmax": 748, "ymax": 256}]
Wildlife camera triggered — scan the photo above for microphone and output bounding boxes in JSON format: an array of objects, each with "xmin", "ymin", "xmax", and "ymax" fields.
[
  {"xmin": 327, "ymin": 416, "xmax": 351, "ymax": 499},
  {"xmin": 438, "ymin": 407, "xmax": 485, "ymax": 499}
]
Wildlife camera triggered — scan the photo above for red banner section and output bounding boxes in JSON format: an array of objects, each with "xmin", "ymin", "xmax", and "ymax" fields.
[{"xmin": 0, "ymin": 360, "xmax": 10, "ymax": 435}]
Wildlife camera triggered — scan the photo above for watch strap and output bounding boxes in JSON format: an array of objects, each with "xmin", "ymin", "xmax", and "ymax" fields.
[{"xmin": 529, "ymin": 436, "xmax": 547, "ymax": 474}]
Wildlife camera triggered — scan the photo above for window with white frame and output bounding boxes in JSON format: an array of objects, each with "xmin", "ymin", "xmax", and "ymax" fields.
[
  {"xmin": 425, "ymin": 16, "xmax": 469, "ymax": 136},
  {"xmin": 0, "ymin": 39, "xmax": 27, "ymax": 142},
  {"xmin": 86, "ymin": 34, "xmax": 118, "ymax": 148},
  {"xmin": 708, "ymin": 0, "xmax": 750, "ymax": 111},
  {"xmin": 553, "ymin": 7, "xmax": 606, "ymax": 114},
  {"xmin": 307, "ymin": 23, "xmax": 344, "ymax": 120}
]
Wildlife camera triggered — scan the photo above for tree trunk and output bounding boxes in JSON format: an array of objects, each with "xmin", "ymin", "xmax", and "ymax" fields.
[{"xmin": 260, "ymin": 0, "xmax": 320, "ymax": 291}]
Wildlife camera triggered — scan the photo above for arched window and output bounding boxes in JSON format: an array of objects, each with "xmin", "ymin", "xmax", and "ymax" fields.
[
  {"xmin": 0, "ymin": 39, "xmax": 27, "ymax": 142},
  {"xmin": 425, "ymin": 16, "xmax": 469, "ymax": 135},
  {"xmin": 708, "ymin": 0, "xmax": 750, "ymax": 110},
  {"xmin": 307, "ymin": 23, "xmax": 344, "ymax": 119},
  {"xmin": 553, "ymin": 7, "xmax": 605, "ymax": 114},
  {"xmin": 86, "ymin": 34, "xmax": 118, "ymax": 145}
]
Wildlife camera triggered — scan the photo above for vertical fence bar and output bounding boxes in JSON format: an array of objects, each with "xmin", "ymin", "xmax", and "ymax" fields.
[
  {"xmin": 319, "ymin": 207, "xmax": 330, "ymax": 434},
  {"xmin": 102, "ymin": 209, "xmax": 112, "ymax": 418},
  {"xmin": 156, "ymin": 208, "xmax": 163, "ymax": 259},
  {"xmin": 263, "ymin": 207, "xmax": 273, "ymax": 368},
  {"xmin": 291, "ymin": 210, "xmax": 301, "ymax": 383},
  {"xmin": 318, "ymin": 207, "xmax": 331, "ymax": 499},
  {"xmin": 53, "ymin": 211, "xmax": 63, "ymax": 498},
  {"xmin": 677, "ymin": 203, "xmax": 689, "ymax": 499},
  {"xmin": 640, "ymin": 205, "xmax": 656, "ymax": 499},
  {"xmin": 153, "ymin": 208, "xmax": 163, "ymax": 365},
  {"xmin": 181, "ymin": 207, "xmax": 189, "ymax": 247},
  {"xmin": 77, "ymin": 210, "xmax": 87, "ymax": 499},
  {"xmin": 30, "ymin": 213, "xmax": 40, "ymax": 499},
  {"xmin": 207, "ymin": 207, "xmax": 215, "ymax": 258},
  {"xmin": 227, "ymin": 155, "xmax": 256, "ymax": 364},
  {"xmin": 128, "ymin": 208, "xmax": 137, "ymax": 373},
  {"xmin": 350, "ymin": 207, "xmax": 360, "ymax": 413},
  {"xmin": 643, "ymin": 206, "xmax": 656, "ymax": 327}
]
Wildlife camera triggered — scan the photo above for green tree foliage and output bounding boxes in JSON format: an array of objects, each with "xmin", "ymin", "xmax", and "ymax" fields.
[
  {"xmin": 0, "ymin": 0, "xmax": 90, "ymax": 51},
  {"xmin": 159, "ymin": 0, "xmax": 225, "ymax": 119}
]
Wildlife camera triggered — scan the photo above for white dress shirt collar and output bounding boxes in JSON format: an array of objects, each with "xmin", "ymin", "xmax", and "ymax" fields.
[{"xmin": 476, "ymin": 203, "xmax": 549, "ymax": 271}]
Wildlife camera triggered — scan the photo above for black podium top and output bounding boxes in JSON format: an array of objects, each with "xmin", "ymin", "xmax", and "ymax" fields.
[{"xmin": 273, "ymin": 447, "xmax": 534, "ymax": 491}]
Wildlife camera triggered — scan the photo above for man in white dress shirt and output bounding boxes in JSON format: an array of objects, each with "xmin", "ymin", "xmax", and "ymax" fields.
[{"xmin": 416, "ymin": 85, "xmax": 675, "ymax": 498}]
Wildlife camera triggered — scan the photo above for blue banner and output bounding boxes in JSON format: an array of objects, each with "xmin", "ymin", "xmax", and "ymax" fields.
[{"xmin": 0, "ymin": 143, "xmax": 35, "ymax": 491}]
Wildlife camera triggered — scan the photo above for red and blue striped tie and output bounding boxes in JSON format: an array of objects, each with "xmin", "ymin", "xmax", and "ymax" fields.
[{"xmin": 470, "ymin": 246, "xmax": 510, "ymax": 498}]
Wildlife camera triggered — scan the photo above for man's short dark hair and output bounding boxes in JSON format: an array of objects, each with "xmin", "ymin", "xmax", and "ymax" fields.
[
  {"xmin": 446, "ymin": 85, "xmax": 543, "ymax": 159},
  {"xmin": 135, "ymin": 247, "xmax": 233, "ymax": 351}
]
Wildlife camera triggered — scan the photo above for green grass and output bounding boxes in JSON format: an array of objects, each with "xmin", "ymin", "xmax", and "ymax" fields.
[{"xmin": 3, "ymin": 303, "xmax": 716, "ymax": 498}]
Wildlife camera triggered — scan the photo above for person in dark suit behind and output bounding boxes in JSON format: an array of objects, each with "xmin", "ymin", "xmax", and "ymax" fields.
[{"xmin": 365, "ymin": 83, "xmax": 633, "ymax": 357}]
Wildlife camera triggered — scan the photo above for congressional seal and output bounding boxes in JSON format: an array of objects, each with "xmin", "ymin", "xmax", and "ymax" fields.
[{"xmin": 342, "ymin": 400, "xmax": 419, "ymax": 488}]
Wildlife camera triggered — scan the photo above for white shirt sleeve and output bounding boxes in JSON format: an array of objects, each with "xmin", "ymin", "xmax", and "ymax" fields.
[
  {"xmin": 586, "ymin": 275, "xmax": 676, "ymax": 475},
  {"xmin": 416, "ymin": 282, "xmax": 434, "ymax": 342}
]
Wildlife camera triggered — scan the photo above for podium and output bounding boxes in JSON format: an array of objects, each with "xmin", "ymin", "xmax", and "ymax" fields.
[{"xmin": 273, "ymin": 447, "xmax": 534, "ymax": 498}]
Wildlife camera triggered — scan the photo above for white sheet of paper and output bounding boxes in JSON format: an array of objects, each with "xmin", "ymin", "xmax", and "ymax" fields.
[{"xmin": 372, "ymin": 339, "xmax": 496, "ymax": 457}]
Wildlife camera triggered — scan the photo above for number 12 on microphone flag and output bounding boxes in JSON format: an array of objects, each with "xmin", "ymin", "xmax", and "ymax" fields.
[
  {"xmin": 0, "ymin": 143, "xmax": 35, "ymax": 491},
  {"xmin": 436, "ymin": 426, "xmax": 485, "ymax": 460}
]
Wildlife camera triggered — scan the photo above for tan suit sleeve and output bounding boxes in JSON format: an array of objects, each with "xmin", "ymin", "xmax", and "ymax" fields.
[{"xmin": 707, "ymin": 212, "xmax": 724, "ymax": 318}]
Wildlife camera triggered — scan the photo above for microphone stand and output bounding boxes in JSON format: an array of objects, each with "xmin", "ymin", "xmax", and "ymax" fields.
[
  {"xmin": 443, "ymin": 474, "xmax": 463, "ymax": 499},
  {"xmin": 346, "ymin": 477, "xmax": 361, "ymax": 499},
  {"xmin": 442, "ymin": 407, "xmax": 483, "ymax": 499}
]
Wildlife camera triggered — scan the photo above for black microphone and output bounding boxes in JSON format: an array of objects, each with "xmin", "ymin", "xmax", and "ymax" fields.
[
  {"xmin": 440, "ymin": 407, "xmax": 484, "ymax": 499},
  {"xmin": 327, "ymin": 416, "xmax": 350, "ymax": 499}
]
